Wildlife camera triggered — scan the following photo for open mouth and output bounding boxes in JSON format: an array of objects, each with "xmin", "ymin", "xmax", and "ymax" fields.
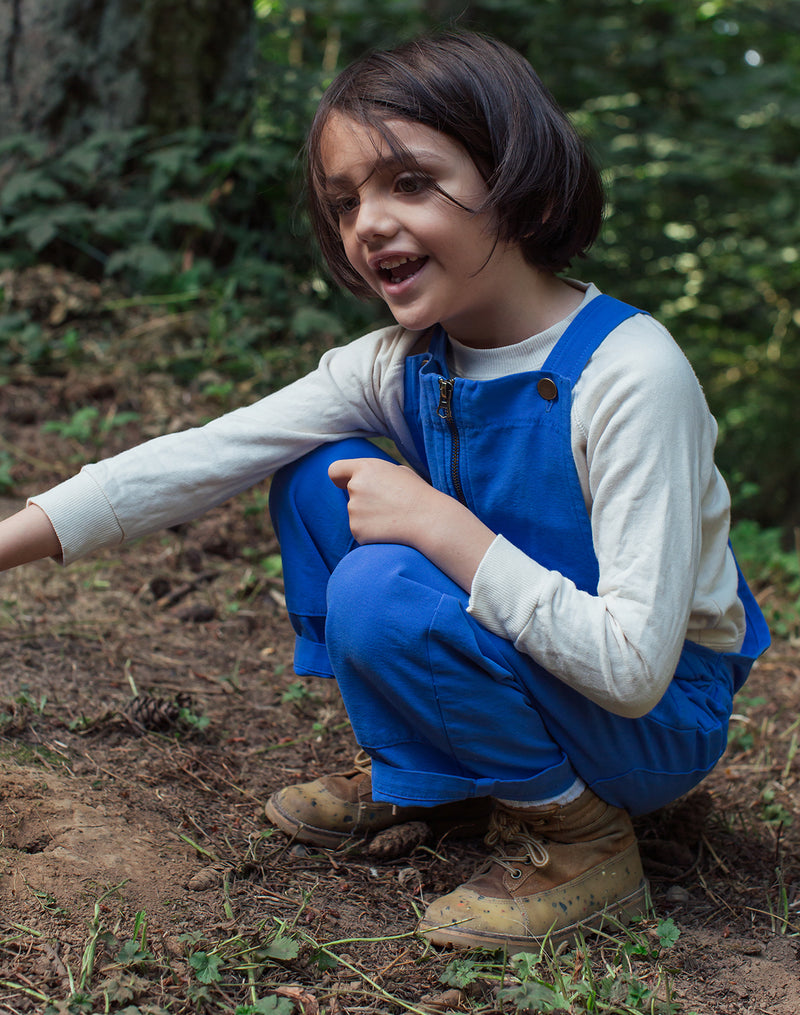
[{"xmin": 377, "ymin": 256, "xmax": 428, "ymax": 285}]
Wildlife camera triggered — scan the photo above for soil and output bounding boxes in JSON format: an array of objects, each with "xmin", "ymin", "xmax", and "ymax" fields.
[{"xmin": 1, "ymin": 266, "xmax": 799, "ymax": 1014}]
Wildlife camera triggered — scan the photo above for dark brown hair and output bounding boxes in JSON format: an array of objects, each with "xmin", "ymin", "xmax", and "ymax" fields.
[{"xmin": 306, "ymin": 30, "xmax": 604, "ymax": 296}]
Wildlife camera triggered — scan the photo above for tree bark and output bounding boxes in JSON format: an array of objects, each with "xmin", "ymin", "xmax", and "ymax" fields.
[{"xmin": 0, "ymin": 0, "xmax": 256, "ymax": 147}]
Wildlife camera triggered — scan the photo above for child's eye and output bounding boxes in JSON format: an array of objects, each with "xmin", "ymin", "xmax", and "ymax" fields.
[
  {"xmin": 330, "ymin": 194, "xmax": 359, "ymax": 217},
  {"xmin": 395, "ymin": 174, "xmax": 430, "ymax": 195}
]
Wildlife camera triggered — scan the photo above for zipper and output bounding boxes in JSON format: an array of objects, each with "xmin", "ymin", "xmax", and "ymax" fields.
[{"xmin": 436, "ymin": 377, "xmax": 466, "ymax": 504}]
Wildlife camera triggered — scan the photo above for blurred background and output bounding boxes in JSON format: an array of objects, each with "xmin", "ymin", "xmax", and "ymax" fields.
[{"xmin": 0, "ymin": 0, "xmax": 798, "ymax": 594}]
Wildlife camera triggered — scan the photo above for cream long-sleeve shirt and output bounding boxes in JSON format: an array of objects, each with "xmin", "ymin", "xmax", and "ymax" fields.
[{"xmin": 30, "ymin": 284, "xmax": 746, "ymax": 718}]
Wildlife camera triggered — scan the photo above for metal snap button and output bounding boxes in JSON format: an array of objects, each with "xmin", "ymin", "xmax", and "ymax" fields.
[{"xmin": 537, "ymin": 377, "xmax": 558, "ymax": 401}]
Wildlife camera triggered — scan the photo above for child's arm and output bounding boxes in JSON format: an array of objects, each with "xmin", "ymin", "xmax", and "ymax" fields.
[
  {"xmin": 328, "ymin": 457, "xmax": 495, "ymax": 591},
  {"xmin": 0, "ymin": 504, "xmax": 62, "ymax": 571}
]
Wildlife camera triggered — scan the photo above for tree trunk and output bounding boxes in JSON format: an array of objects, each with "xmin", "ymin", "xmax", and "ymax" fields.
[{"xmin": 0, "ymin": 0, "xmax": 256, "ymax": 147}]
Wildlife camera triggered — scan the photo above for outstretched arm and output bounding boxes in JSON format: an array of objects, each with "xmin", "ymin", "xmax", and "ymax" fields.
[{"xmin": 0, "ymin": 504, "xmax": 62, "ymax": 571}]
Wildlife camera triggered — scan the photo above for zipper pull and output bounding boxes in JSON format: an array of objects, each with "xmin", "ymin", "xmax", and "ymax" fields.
[{"xmin": 437, "ymin": 377, "xmax": 454, "ymax": 419}]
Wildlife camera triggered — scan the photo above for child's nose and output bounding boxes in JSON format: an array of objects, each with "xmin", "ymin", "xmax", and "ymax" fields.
[{"xmin": 355, "ymin": 195, "xmax": 398, "ymax": 243}]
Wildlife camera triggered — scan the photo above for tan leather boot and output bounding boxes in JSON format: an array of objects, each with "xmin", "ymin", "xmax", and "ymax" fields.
[
  {"xmin": 265, "ymin": 751, "xmax": 491, "ymax": 849},
  {"xmin": 418, "ymin": 789, "xmax": 648, "ymax": 951}
]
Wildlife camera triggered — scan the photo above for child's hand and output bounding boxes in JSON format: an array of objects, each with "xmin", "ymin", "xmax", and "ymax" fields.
[
  {"xmin": 328, "ymin": 457, "xmax": 434, "ymax": 547},
  {"xmin": 328, "ymin": 457, "xmax": 496, "ymax": 591}
]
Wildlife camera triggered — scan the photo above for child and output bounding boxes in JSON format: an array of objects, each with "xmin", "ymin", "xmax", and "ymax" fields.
[{"xmin": 0, "ymin": 31, "xmax": 770, "ymax": 952}]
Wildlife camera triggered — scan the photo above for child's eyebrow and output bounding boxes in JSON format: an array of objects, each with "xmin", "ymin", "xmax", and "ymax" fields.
[{"xmin": 324, "ymin": 149, "xmax": 445, "ymax": 191}]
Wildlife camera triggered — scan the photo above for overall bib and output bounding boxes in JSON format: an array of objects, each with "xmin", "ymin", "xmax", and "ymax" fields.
[{"xmin": 270, "ymin": 296, "xmax": 770, "ymax": 816}]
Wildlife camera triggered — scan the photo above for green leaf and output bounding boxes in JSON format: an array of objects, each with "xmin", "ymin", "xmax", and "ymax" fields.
[
  {"xmin": 93, "ymin": 206, "xmax": 150, "ymax": 241},
  {"xmin": 235, "ymin": 997, "xmax": 294, "ymax": 1015},
  {"xmin": 657, "ymin": 917, "xmax": 681, "ymax": 949},
  {"xmin": 311, "ymin": 948, "xmax": 339, "ymax": 972},
  {"xmin": 105, "ymin": 243, "xmax": 176, "ymax": 280},
  {"xmin": 151, "ymin": 199, "xmax": 215, "ymax": 231},
  {"xmin": 0, "ymin": 170, "xmax": 66, "ymax": 207},
  {"xmin": 190, "ymin": 949, "xmax": 224, "ymax": 984},
  {"xmin": 498, "ymin": 978, "xmax": 567, "ymax": 1010},
  {"xmin": 23, "ymin": 218, "xmax": 59, "ymax": 251},
  {"xmin": 289, "ymin": 305, "xmax": 343, "ymax": 340},
  {"xmin": 510, "ymin": 951, "xmax": 541, "ymax": 980},
  {"xmin": 439, "ymin": 956, "xmax": 484, "ymax": 988},
  {"xmin": 0, "ymin": 134, "xmax": 48, "ymax": 161},
  {"xmin": 116, "ymin": 939, "xmax": 152, "ymax": 964},
  {"xmin": 263, "ymin": 933, "xmax": 300, "ymax": 961}
]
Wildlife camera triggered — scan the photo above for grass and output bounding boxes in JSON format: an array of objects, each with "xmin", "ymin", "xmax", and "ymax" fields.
[{"xmin": 0, "ymin": 889, "xmax": 688, "ymax": 1015}]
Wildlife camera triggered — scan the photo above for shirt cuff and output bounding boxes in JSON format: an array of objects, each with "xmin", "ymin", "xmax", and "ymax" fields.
[
  {"xmin": 28, "ymin": 470, "xmax": 124, "ymax": 565},
  {"xmin": 467, "ymin": 533, "xmax": 547, "ymax": 640}
]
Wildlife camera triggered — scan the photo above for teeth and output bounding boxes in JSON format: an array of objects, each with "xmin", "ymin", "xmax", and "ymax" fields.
[{"xmin": 379, "ymin": 256, "xmax": 414, "ymax": 270}]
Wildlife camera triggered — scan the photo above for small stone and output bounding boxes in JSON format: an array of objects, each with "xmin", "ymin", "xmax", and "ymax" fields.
[
  {"xmin": 665, "ymin": 885, "xmax": 691, "ymax": 904},
  {"xmin": 174, "ymin": 603, "xmax": 216, "ymax": 623},
  {"xmin": 419, "ymin": 988, "xmax": 464, "ymax": 1011}
]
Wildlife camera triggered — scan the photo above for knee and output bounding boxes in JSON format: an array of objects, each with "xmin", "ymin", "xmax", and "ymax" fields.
[
  {"xmin": 326, "ymin": 544, "xmax": 417, "ymax": 645},
  {"xmin": 269, "ymin": 439, "xmax": 389, "ymax": 524},
  {"xmin": 326, "ymin": 544, "xmax": 458, "ymax": 659}
]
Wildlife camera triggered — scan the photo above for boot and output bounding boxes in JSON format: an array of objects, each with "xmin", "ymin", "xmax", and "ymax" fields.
[
  {"xmin": 265, "ymin": 751, "xmax": 491, "ymax": 849},
  {"xmin": 418, "ymin": 789, "xmax": 648, "ymax": 951}
]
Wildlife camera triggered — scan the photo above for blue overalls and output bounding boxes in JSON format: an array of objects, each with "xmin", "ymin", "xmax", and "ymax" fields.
[{"xmin": 269, "ymin": 296, "xmax": 770, "ymax": 816}]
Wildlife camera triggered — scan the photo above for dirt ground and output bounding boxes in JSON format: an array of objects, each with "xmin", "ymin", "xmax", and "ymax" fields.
[{"xmin": 1, "ymin": 266, "xmax": 799, "ymax": 1014}]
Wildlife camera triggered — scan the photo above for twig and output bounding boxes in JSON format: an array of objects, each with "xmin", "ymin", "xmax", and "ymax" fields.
[
  {"xmin": 295, "ymin": 927, "xmax": 432, "ymax": 1015},
  {"xmin": 103, "ymin": 290, "xmax": 206, "ymax": 311},
  {"xmin": 155, "ymin": 571, "xmax": 219, "ymax": 609},
  {"xmin": 0, "ymin": 434, "xmax": 54, "ymax": 471}
]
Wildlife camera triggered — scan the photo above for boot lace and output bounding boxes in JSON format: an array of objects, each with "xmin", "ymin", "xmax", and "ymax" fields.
[
  {"xmin": 349, "ymin": 750, "xmax": 399, "ymax": 818},
  {"xmin": 351, "ymin": 749, "xmax": 372, "ymax": 777},
  {"xmin": 484, "ymin": 807, "xmax": 550, "ymax": 877}
]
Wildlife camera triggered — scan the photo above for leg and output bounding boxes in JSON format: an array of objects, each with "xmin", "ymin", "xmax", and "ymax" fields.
[
  {"xmin": 266, "ymin": 440, "xmax": 492, "ymax": 845},
  {"xmin": 268, "ymin": 444, "xmax": 730, "ymax": 948},
  {"xmin": 268, "ymin": 438, "xmax": 396, "ymax": 677},
  {"xmin": 326, "ymin": 542, "xmax": 735, "ymax": 816},
  {"xmin": 272, "ymin": 450, "xmax": 734, "ymax": 810},
  {"xmin": 323, "ymin": 545, "xmax": 737, "ymax": 949},
  {"xmin": 325, "ymin": 543, "xmax": 582, "ymax": 805}
]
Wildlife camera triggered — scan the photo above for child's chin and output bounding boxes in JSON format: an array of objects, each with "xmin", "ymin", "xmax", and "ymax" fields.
[{"xmin": 387, "ymin": 306, "xmax": 437, "ymax": 333}]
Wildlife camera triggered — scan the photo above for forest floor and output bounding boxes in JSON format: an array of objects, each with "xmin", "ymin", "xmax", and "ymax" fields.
[{"xmin": 0, "ymin": 266, "xmax": 799, "ymax": 1015}]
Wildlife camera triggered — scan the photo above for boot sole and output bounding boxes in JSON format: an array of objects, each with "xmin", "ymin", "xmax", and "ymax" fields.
[
  {"xmin": 264, "ymin": 793, "xmax": 492, "ymax": 850},
  {"xmin": 417, "ymin": 880, "xmax": 649, "ymax": 952},
  {"xmin": 264, "ymin": 794, "xmax": 356, "ymax": 849}
]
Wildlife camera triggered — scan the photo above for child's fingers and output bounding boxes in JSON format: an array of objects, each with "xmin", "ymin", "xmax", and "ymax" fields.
[{"xmin": 328, "ymin": 458, "xmax": 358, "ymax": 489}]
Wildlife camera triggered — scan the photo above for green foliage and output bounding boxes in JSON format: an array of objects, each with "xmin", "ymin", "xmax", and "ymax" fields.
[
  {"xmin": 190, "ymin": 949, "xmax": 225, "ymax": 984},
  {"xmin": 0, "ymin": 452, "xmax": 15, "ymax": 494},
  {"xmin": 731, "ymin": 519, "xmax": 800, "ymax": 638},
  {"xmin": 235, "ymin": 999, "xmax": 293, "ymax": 1015},
  {"xmin": 439, "ymin": 955, "xmax": 486, "ymax": 988},
  {"xmin": 2, "ymin": 0, "xmax": 798, "ymax": 534},
  {"xmin": 731, "ymin": 519, "xmax": 800, "ymax": 589},
  {"xmin": 436, "ymin": 916, "xmax": 682, "ymax": 1014},
  {"xmin": 41, "ymin": 407, "xmax": 141, "ymax": 461},
  {"xmin": 469, "ymin": 0, "xmax": 800, "ymax": 529},
  {"xmin": 0, "ymin": 127, "xmax": 290, "ymax": 288},
  {"xmin": 657, "ymin": 917, "xmax": 682, "ymax": 950}
]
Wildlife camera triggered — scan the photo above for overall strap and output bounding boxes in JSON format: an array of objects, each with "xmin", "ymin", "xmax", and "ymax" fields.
[{"xmin": 542, "ymin": 295, "xmax": 645, "ymax": 382}]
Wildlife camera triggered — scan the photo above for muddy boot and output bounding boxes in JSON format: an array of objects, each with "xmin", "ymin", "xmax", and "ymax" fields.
[
  {"xmin": 418, "ymin": 789, "xmax": 648, "ymax": 951},
  {"xmin": 265, "ymin": 751, "xmax": 491, "ymax": 849}
]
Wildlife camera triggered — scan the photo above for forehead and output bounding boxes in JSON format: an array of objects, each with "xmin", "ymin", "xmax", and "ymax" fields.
[{"xmin": 318, "ymin": 113, "xmax": 466, "ymax": 184}]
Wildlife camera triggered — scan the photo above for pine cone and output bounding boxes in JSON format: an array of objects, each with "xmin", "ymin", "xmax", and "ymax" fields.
[
  {"xmin": 367, "ymin": 821, "xmax": 430, "ymax": 859},
  {"xmin": 124, "ymin": 692, "xmax": 192, "ymax": 732}
]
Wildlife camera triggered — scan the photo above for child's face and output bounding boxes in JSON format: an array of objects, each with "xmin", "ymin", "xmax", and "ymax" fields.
[{"xmin": 319, "ymin": 114, "xmax": 531, "ymax": 347}]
